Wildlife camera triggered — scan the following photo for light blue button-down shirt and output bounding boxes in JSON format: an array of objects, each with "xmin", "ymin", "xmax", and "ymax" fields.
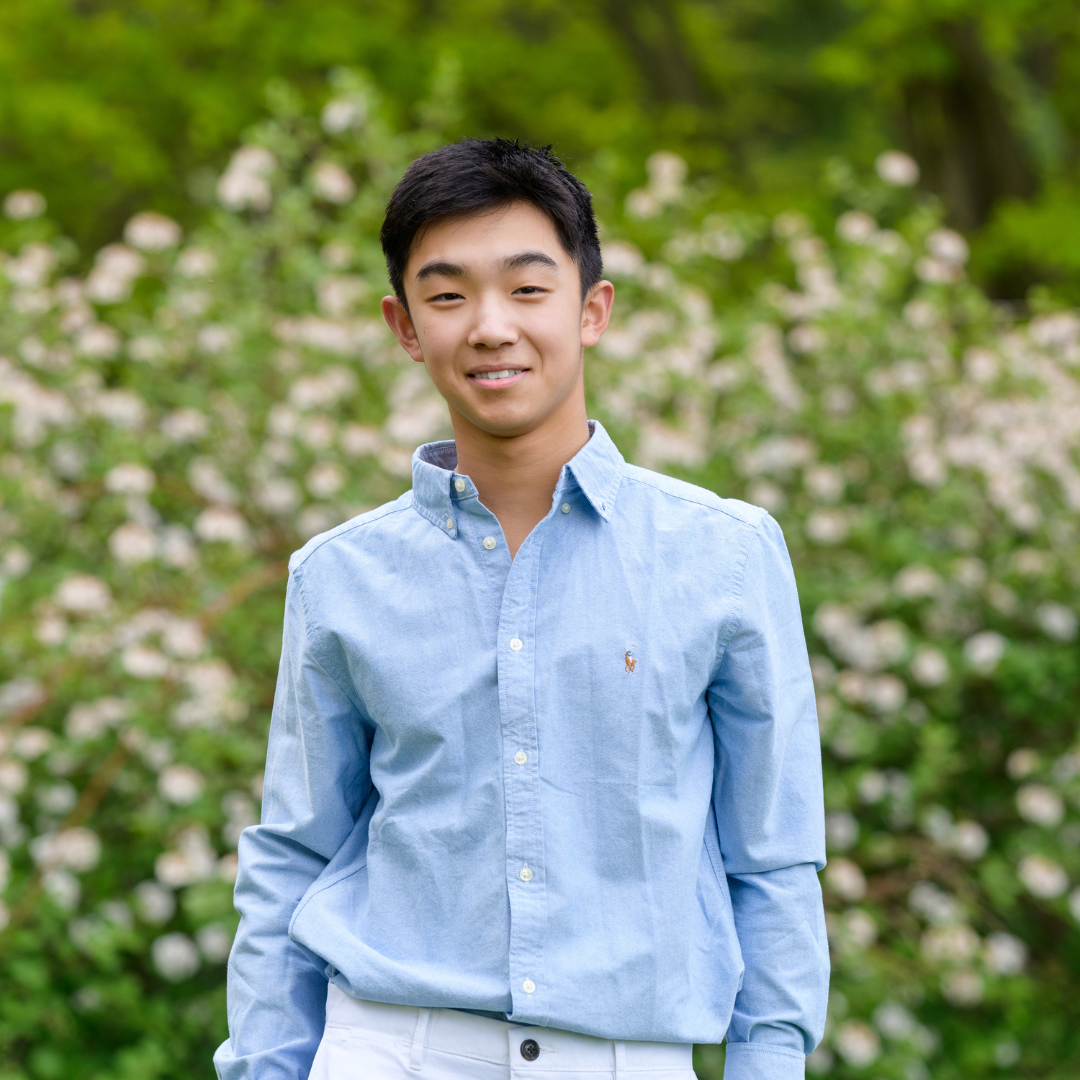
[{"xmin": 215, "ymin": 420, "xmax": 828, "ymax": 1080}]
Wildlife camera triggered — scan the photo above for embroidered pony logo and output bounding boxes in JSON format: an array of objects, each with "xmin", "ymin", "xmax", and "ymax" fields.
[{"xmin": 624, "ymin": 647, "xmax": 637, "ymax": 674}]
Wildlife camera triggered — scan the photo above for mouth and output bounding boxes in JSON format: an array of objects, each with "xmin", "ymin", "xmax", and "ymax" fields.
[{"xmin": 468, "ymin": 368, "xmax": 527, "ymax": 386}]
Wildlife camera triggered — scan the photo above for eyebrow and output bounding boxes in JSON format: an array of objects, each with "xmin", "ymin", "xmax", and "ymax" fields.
[
  {"xmin": 414, "ymin": 250, "xmax": 559, "ymax": 282},
  {"xmin": 415, "ymin": 260, "xmax": 465, "ymax": 281},
  {"xmin": 502, "ymin": 250, "xmax": 559, "ymax": 272}
]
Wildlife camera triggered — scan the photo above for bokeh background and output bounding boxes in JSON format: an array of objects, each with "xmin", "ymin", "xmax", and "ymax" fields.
[{"xmin": 1, "ymin": 3, "xmax": 1080, "ymax": 1078}]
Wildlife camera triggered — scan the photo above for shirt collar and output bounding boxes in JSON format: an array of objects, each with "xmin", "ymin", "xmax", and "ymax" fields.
[
  {"xmin": 563, "ymin": 420, "xmax": 624, "ymax": 521},
  {"xmin": 410, "ymin": 419, "xmax": 625, "ymax": 529}
]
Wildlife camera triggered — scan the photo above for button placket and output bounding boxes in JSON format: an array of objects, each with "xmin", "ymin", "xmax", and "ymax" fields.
[
  {"xmin": 495, "ymin": 526, "xmax": 548, "ymax": 1022},
  {"xmin": 457, "ymin": 496, "xmax": 512, "ymax": 612}
]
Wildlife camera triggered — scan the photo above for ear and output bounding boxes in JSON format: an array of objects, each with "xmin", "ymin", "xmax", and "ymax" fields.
[
  {"xmin": 381, "ymin": 295, "xmax": 426, "ymax": 363},
  {"xmin": 580, "ymin": 280, "xmax": 615, "ymax": 348}
]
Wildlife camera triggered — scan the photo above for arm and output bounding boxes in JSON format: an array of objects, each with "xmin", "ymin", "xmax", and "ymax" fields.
[
  {"xmin": 707, "ymin": 514, "xmax": 829, "ymax": 1080},
  {"xmin": 214, "ymin": 568, "xmax": 373, "ymax": 1080}
]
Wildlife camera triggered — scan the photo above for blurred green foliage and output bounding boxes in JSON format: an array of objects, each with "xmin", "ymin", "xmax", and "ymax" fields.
[
  {"xmin": 3, "ymin": 2, "xmax": 1080, "ymax": 1075},
  {"xmin": 2, "ymin": 72, "xmax": 1080, "ymax": 1079},
  {"xmin": 2, "ymin": 0, "xmax": 1080, "ymax": 300}
]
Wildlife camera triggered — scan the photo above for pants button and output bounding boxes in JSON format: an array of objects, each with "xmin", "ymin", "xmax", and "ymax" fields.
[{"xmin": 520, "ymin": 1038, "xmax": 540, "ymax": 1061}]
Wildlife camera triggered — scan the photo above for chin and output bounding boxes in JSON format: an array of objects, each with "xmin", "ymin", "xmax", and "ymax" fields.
[
  {"xmin": 468, "ymin": 408, "xmax": 547, "ymax": 438},
  {"xmin": 458, "ymin": 395, "xmax": 529, "ymax": 423}
]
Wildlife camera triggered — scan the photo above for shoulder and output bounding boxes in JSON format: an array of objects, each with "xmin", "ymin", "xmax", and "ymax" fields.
[
  {"xmin": 288, "ymin": 490, "xmax": 414, "ymax": 576},
  {"xmin": 620, "ymin": 463, "xmax": 768, "ymax": 531}
]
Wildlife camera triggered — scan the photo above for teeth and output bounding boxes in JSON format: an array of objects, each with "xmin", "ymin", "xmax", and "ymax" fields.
[{"xmin": 473, "ymin": 369, "xmax": 523, "ymax": 381}]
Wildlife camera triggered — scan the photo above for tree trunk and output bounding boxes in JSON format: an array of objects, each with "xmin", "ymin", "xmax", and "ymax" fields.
[
  {"xmin": 599, "ymin": 0, "xmax": 711, "ymax": 108},
  {"xmin": 902, "ymin": 19, "xmax": 1037, "ymax": 230}
]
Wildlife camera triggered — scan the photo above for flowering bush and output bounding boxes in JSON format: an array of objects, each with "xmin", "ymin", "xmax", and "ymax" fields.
[{"xmin": 1, "ymin": 71, "xmax": 1079, "ymax": 1078}]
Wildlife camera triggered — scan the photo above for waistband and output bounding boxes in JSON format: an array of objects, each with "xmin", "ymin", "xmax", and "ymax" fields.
[{"xmin": 323, "ymin": 983, "xmax": 694, "ymax": 1071}]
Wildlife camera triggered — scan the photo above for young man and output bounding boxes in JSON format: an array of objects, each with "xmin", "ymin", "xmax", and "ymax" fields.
[{"xmin": 215, "ymin": 139, "xmax": 828, "ymax": 1080}]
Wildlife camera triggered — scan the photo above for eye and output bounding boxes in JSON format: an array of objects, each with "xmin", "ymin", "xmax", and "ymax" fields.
[
  {"xmin": 429, "ymin": 292, "xmax": 464, "ymax": 302},
  {"xmin": 514, "ymin": 286, "xmax": 546, "ymax": 295}
]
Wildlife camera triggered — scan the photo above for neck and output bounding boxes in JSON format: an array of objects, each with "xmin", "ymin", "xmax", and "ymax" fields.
[{"xmin": 451, "ymin": 397, "xmax": 590, "ymax": 558}]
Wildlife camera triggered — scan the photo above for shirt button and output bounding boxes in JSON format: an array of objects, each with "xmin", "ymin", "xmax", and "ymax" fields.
[
  {"xmin": 522, "ymin": 978, "xmax": 536, "ymax": 994},
  {"xmin": 560, "ymin": 503, "xmax": 570, "ymax": 514},
  {"xmin": 446, "ymin": 517, "xmax": 454, "ymax": 530},
  {"xmin": 482, "ymin": 536, "xmax": 496, "ymax": 550},
  {"xmin": 520, "ymin": 1039, "xmax": 540, "ymax": 1061},
  {"xmin": 519, "ymin": 866, "xmax": 533, "ymax": 882},
  {"xmin": 454, "ymin": 479, "xmax": 466, "ymax": 492},
  {"xmin": 513, "ymin": 750, "xmax": 527, "ymax": 765},
  {"xmin": 510, "ymin": 638, "xmax": 523, "ymax": 652}
]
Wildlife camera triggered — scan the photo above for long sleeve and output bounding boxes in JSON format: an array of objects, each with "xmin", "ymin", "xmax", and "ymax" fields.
[
  {"xmin": 707, "ymin": 514, "xmax": 829, "ymax": 1080},
  {"xmin": 214, "ymin": 568, "xmax": 374, "ymax": 1080}
]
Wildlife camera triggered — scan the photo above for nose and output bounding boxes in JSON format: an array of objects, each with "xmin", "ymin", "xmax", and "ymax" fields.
[{"xmin": 466, "ymin": 293, "xmax": 519, "ymax": 350}]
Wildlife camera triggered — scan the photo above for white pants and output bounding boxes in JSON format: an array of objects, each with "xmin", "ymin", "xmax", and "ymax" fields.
[{"xmin": 310, "ymin": 983, "xmax": 697, "ymax": 1080}]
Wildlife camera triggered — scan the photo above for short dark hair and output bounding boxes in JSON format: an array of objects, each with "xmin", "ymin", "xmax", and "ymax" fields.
[{"xmin": 380, "ymin": 138, "xmax": 602, "ymax": 307}]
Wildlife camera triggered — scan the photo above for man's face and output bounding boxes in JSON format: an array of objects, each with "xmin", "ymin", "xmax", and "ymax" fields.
[{"xmin": 381, "ymin": 202, "xmax": 613, "ymax": 439}]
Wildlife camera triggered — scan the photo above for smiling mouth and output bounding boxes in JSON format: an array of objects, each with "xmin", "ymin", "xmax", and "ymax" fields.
[{"xmin": 469, "ymin": 369, "xmax": 525, "ymax": 382}]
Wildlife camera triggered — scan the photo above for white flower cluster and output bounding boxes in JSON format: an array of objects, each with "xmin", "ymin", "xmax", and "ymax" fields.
[
  {"xmin": 625, "ymin": 151, "xmax": 689, "ymax": 220},
  {"xmin": 217, "ymin": 146, "xmax": 276, "ymax": 212},
  {"xmin": 1, "ymin": 80, "xmax": 1077, "ymax": 1064}
]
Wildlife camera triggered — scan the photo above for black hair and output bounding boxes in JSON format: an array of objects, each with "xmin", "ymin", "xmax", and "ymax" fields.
[{"xmin": 380, "ymin": 138, "xmax": 602, "ymax": 308}]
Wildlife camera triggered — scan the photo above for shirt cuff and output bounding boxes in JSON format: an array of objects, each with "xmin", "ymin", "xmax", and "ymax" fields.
[{"xmin": 723, "ymin": 1042, "xmax": 805, "ymax": 1080}]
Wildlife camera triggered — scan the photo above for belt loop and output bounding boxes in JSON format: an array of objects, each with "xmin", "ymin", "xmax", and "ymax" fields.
[
  {"xmin": 409, "ymin": 1007, "xmax": 431, "ymax": 1071},
  {"xmin": 614, "ymin": 1040, "xmax": 627, "ymax": 1079}
]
